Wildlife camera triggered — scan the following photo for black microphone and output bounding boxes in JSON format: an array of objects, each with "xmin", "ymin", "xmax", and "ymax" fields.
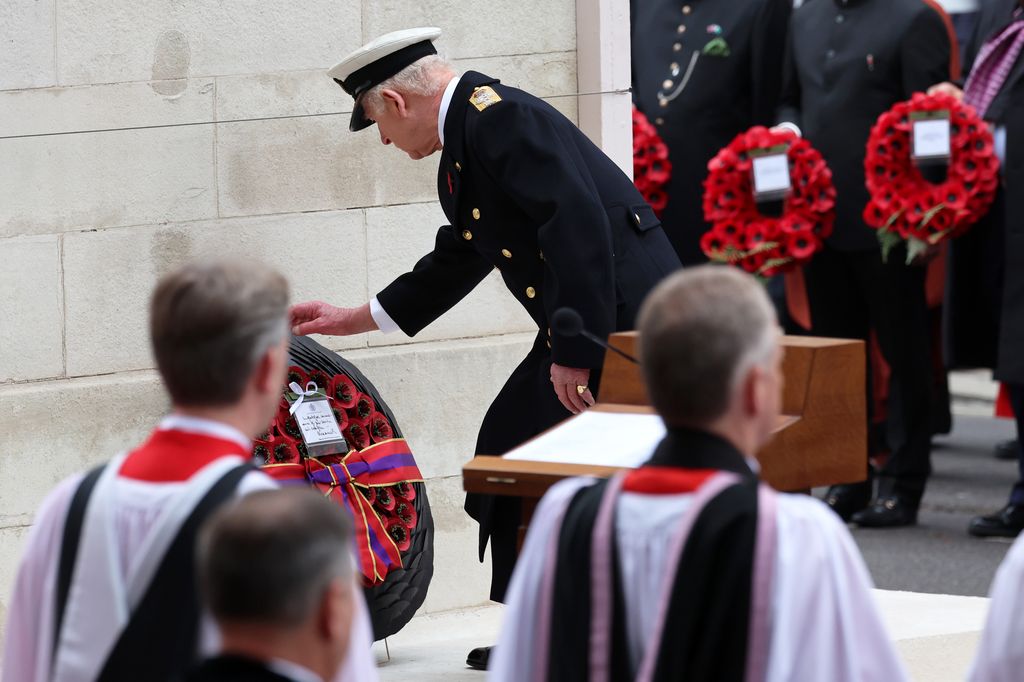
[{"xmin": 551, "ymin": 307, "xmax": 640, "ymax": 365}]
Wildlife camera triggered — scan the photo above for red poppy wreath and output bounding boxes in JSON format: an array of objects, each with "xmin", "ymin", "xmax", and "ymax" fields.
[
  {"xmin": 701, "ymin": 126, "xmax": 836, "ymax": 277},
  {"xmin": 632, "ymin": 106, "xmax": 672, "ymax": 217},
  {"xmin": 258, "ymin": 364, "xmax": 424, "ymax": 590},
  {"xmin": 864, "ymin": 92, "xmax": 998, "ymax": 262}
]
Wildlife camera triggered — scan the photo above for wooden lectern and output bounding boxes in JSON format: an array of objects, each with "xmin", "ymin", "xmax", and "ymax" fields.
[{"xmin": 463, "ymin": 333, "xmax": 866, "ymax": 521}]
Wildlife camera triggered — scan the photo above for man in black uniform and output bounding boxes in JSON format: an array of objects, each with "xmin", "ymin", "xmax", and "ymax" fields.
[
  {"xmin": 631, "ymin": 0, "xmax": 792, "ymax": 265},
  {"xmin": 777, "ymin": 0, "xmax": 952, "ymax": 527},
  {"xmin": 290, "ymin": 27, "xmax": 680, "ymax": 668},
  {"xmin": 938, "ymin": 0, "xmax": 1024, "ymax": 537}
]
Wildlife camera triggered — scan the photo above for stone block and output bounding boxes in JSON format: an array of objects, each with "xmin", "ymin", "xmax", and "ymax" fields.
[
  {"xmin": 215, "ymin": 70, "xmax": 347, "ymax": 123},
  {"xmin": 345, "ymin": 334, "xmax": 534, "ymax": 480},
  {"xmin": 0, "ymin": 371, "xmax": 169, "ymax": 528},
  {"xmin": 364, "ymin": 202, "xmax": 535, "ymax": 346},
  {"xmin": 214, "ymin": 50, "xmax": 575, "ymax": 126},
  {"xmin": 0, "ymin": 237, "xmax": 63, "ymax": 382},
  {"xmin": 416, "ymin": 475, "xmax": 492, "ymax": 614},
  {"xmin": 363, "ymin": 0, "xmax": 575, "ymax": 60},
  {"xmin": 63, "ymin": 210, "xmax": 368, "ymax": 376},
  {"xmin": 217, "ymin": 117, "xmax": 436, "ymax": 218},
  {"xmin": 0, "ymin": 78, "xmax": 214, "ymax": 138},
  {"xmin": 0, "ymin": 125, "xmax": 216, "ymax": 238},
  {"xmin": 56, "ymin": 0, "xmax": 361, "ymax": 86},
  {"xmin": 0, "ymin": 1, "xmax": 55, "ymax": 90},
  {"xmin": 453, "ymin": 51, "xmax": 577, "ymax": 98}
]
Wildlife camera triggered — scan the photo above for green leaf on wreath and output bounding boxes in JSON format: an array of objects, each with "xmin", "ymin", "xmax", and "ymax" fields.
[
  {"xmin": 755, "ymin": 257, "xmax": 793, "ymax": 278},
  {"xmin": 905, "ymin": 236, "xmax": 930, "ymax": 265},
  {"xmin": 877, "ymin": 228, "xmax": 903, "ymax": 264},
  {"xmin": 919, "ymin": 202, "xmax": 946, "ymax": 229},
  {"xmin": 926, "ymin": 227, "xmax": 953, "ymax": 245}
]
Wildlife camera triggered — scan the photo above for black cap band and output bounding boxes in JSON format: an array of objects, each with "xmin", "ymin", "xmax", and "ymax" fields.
[{"xmin": 336, "ymin": 40, "xmax": 438, "ymax": 100}]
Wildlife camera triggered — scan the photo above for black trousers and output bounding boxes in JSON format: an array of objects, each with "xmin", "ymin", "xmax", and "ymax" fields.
[
  {"xmin": 465, "ymin": 333, "xmax": 600, "ymax": 602},
  {"xmin": 1005, "ymin": 384, "xmax": 1024, "ymax": 506},
  {"xmin": 804, "ymin": 245, "xmax": 933, "ymax": 501}
]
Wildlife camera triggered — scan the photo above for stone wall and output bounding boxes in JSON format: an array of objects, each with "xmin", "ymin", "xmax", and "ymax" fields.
[{"xmin": 0, "ymin": 0, "xmax": 586, "ymax": 642}]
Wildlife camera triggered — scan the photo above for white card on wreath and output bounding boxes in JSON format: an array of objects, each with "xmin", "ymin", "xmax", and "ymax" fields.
[
  {"xmin": 294, "ymin": 398, "xmax": 346, "ymax": 446},
  {"xmin": 912, "ymin": 117, "xmax": 951, "ymax": 161},
  {"xmin": 752, "ymin": 152, "xmax": 791, "ymax": 198}
]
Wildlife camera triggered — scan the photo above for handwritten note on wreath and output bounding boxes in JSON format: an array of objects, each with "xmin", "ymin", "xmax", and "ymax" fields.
[{"xmin": 294, "ymin": 398, "xmax": 346, "ymax": 445}]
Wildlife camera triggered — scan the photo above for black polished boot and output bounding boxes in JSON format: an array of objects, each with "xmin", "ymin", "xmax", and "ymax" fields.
[
  {"xmin": 467, "ymin": 646, "xmax": 492, "ymax": 671},
  {"xmin": 823, "ymin": 480, "xmax": 873, "ymax": 522},
  {"xmin": 969, "ymin": 505, "xmax": 1024, "ymax": 538},
  {"xmin": 851, "ymin": 495, "xmax": 919, "ymax": 528},
  {"xmin": 994, "ymin": 439, "xmax": 1020, "ymax": 461}
]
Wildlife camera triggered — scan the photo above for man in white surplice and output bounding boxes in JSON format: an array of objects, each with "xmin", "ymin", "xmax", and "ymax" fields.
[
  {"xmin": 1, "ymin": 261, "xmax": 377, "ymax": 682},
  {"xmin": 489, "ymin": 266, "xmax": 907, "ymax": 682}
]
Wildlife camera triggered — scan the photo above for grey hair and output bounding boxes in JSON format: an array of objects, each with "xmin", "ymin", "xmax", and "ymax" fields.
[
  {"xmin": 360, "ymin": 54, "xmax": 455, "ymax": 119},
  {"xmin": 149, "ymin": 259, "xmax": 290, "ymax": 406},
  {"xmin": 637, "ymin": 265, "xmax": 779, "ymax": 428},
  {"xmin": 198, "ymin": 488, "xmax": 355, "ymax": 628}
]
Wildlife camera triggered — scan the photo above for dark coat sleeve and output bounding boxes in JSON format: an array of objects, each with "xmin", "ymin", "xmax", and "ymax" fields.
[
  {"xmin": 775, "ymin": 18, "xmax": 802, "ymax": 129},
  {"xmin": 750, "ymin": 0, "xmax": 792, "ymax": 125},
  {"xmin": 472, "ymin": 101, "xmax": 617, "ymax": 369},
  {"xmin": 374, "ymin": 225, "xmax": 494, "ymax": 336},
  {"xmin": 900, "ymin": 3, "xmax": 954, "ymax": 97}
]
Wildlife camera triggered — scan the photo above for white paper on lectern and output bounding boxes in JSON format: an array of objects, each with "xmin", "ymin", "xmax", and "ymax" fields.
[{"xmin": 503, "ymin": 411, "xmax": 667, "ymax": 468}]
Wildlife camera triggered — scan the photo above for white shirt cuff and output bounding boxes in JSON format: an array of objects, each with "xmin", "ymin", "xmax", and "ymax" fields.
[
  {"xmin": 369, "ymin": 296, "xmax": 401, "ymax": 334},
  {"xmin": 775, "ymin": 121, "xmax": 802, "ymax": 138}
]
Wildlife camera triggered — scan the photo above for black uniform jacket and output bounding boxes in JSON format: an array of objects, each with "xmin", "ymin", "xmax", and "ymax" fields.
[
  {"xmin": 376, "ymin": 71, "xmax": 681, "ymax": 371},
  {"xmin": 632, "ymin": 0, "xmax": 792, "ymax": 265},
  {"xmin": 944, "ymin": 0, "xmax": 1024, "ymax": 383},
  {"xmin": 778, "ymin": 0, "xmax": 952, "ymax": 251}
]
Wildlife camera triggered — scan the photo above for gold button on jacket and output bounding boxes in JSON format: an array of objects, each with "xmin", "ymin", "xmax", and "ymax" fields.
[
  {"xmin": 501, "ymin": 248, "xmax": 512, "ymax": 258},
  {"xmin": 462, "ymin": 230, "xmax": 473, "ymax": 240},
  {"xmin": 525, "ymin": 286, "xmax": 536, "ymax": 299},
  {"xmin": 472, "ymin": 208, "xmax": 481, "ymax": 220}
]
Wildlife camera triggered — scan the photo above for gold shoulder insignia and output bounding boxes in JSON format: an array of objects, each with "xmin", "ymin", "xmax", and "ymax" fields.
[{"xmin": 469, "ymin": 86, "xmax": 502, "ymax": 112}]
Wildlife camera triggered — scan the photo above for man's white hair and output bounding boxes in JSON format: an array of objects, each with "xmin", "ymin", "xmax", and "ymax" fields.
[{"xmin": 360, "ymin": 55, "xmax": 456, "ymax": 118}]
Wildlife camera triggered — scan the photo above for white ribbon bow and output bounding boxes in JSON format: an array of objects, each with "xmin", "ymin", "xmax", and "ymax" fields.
[{"xmin": 288, "ymin": 381, "xmax": 321, "ymax": 415}]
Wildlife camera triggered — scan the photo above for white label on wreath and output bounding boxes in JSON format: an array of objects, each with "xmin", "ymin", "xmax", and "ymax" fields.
[
  {"xmin": 752, "ymin": 153, "xmax": 791, "ymax": 197},
  {"xmin": 294, "ymin": 398, "xmax": 346, "ymax": 445},
  {"xmin": 912, "ymin": 118, "xmax": 951, "ymax": 160}
]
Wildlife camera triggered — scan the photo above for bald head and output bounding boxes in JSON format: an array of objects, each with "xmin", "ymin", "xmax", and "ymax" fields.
[{"xmin": 637, "ymin": 265, "xmax": 779, "ymax": 430}]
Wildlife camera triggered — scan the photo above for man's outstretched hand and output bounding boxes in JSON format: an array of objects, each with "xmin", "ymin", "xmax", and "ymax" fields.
[{"xmin": 290, "ymin": 301, "xmax": 378, "ymax": 336}]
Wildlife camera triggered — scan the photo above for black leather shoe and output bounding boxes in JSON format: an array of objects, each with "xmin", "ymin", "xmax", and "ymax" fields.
[
  {"xmin": 969, "ymin": 505, "xmax": 1024, "ymax": 538},
  {"xmin": 467, "ymin": 646, "xmax": 492, "ymax": 671},
  {"xmin": 851, "ymin": 496, "xmax": 918, "ymax": 527},
  {"xmin": 994, "ymin": 439, "xmax": 1020, "ymax": 461},
  {"xmin": 824, "ymin": 482, "xmax": 872, "ymax": 522}
]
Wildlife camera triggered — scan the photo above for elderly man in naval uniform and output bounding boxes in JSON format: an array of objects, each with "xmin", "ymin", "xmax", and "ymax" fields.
[{"xmin": 290, "ymin": 27, "xmax": 680, "ymax": 669}]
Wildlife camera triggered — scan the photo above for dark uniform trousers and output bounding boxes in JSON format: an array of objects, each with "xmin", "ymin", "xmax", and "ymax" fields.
[
  {"xmin": 778, "ymin": 0, "xmax": 952, "ymax": 504},
  {"xmin": 944, "ymin": 0, "xmax": 1024, "ymax": 506},
  {"xmin": 376, "ymin": 71, "xmax": 680, "ymax": 601},
  {"xmin": 804, "ymin": 246, "xmax": 933, "ymax": 500}
]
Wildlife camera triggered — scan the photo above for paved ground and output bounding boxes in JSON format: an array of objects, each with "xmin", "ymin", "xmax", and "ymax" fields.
[{"xmin": 846, "ymin": 414, "xmax": 1018, "ymax": 597}]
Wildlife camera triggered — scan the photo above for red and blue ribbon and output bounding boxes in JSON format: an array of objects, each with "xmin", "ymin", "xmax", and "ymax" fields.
[{"xmin": 263, "ymin": 438, "xmax": 422, "ymax": 585}]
